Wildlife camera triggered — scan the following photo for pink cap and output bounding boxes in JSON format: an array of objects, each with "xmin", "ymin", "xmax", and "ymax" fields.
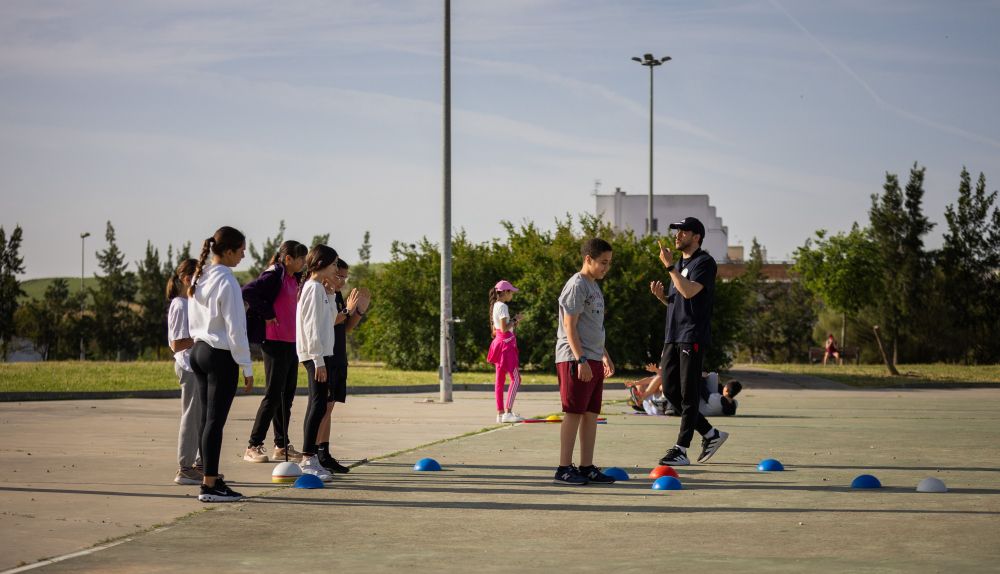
[{"xmin": 494, "ymin": 280, "xmax": 519, "ymax": 292}]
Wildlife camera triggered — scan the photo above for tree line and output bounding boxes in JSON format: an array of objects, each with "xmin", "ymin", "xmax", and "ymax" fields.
[{"xmin": 2, "ymin": 164, "xmax": 997, "ymax": 370}]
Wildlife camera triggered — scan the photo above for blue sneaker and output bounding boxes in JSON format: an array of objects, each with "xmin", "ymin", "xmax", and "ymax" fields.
[{"xmin": 553, "ymin": 465, "xmax": 589, "ymax": 485}]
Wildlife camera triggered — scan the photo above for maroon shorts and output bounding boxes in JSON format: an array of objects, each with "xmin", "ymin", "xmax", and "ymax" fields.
[{"xmin": 556, "ymin": 360, "xmax": 604, "ymax": 414}]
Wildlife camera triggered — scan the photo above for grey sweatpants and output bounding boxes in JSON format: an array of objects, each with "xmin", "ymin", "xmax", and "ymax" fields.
[{"xmin": 176, "ymin": 363, "xmax": 203, "ymax": 469}]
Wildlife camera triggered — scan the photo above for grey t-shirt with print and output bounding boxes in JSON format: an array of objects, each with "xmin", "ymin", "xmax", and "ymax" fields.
[{"xmin": 555, "ymin": 272, "xmax": 606, "ymax": 364}]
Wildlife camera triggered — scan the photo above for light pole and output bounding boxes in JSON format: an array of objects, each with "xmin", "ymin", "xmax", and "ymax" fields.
[
  {"xmin": 631, "ymin": 53, "xmax": 671, "ymax": 236},
  {"xmin": 79, "ymin": 232, "xmax": 90, "ymax": 360},
  {"xmin": 440, "ymin": 0, "xmax": 453, "ymax": 402}
]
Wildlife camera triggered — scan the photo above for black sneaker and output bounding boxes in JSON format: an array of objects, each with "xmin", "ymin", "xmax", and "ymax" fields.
[
  {"xmin": 553, "ymin": 465, "xmax": 589, "ymax": 485},
  {"xmin": 198, "ymin": 478, "xmax": 243, "ymax": 503},
  {"xmin": 579, "ymin": 465, "xmax": 616, "ymax": 484},
  {"xmin": 318, "ymin": 451, "xmax": 351, "ymax": 474},
  {"xmin": 658, "ymin": 446, "xmax": 690, "ymax": 466},
  {"xmin": 697, "ymin": 430, "xmax": 729, "ymax": 463}
]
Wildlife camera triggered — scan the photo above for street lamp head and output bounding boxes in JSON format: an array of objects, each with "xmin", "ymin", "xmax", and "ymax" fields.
[
  {"xmin": 631, "ymin": 57, "xmax": 642, "ymax": 62},
  {"xmin": 643, "ymin": 53, "xmax": 654, "ymax": 61},
  {"xmin": 80, "ymin": 232, "xmax": 91, "ymax": 239},
  {"xmin": 661, "ymin": 56, "xmax": 672, "ymax": 63}
]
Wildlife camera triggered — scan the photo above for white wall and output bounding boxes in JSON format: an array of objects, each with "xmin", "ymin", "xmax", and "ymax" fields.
[{"xmin": 595, "ymin": 190, "xmax": 730, "ymax": 261}]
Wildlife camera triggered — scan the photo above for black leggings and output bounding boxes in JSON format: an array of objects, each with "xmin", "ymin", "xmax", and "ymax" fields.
[
  {"xmin": 190, "ymin": 341, "xmax": 240, "ymax": 477},
  {"xmin": 249, "ymin": 340, "xmax": 298, "ymax": 448},
  {"xmin": 660, "ymin": 342, "xmax": 713, "ymax": 448},
  {"xmin": 301, "ymin": 356, "xmax": 334, "ymax": 456}
]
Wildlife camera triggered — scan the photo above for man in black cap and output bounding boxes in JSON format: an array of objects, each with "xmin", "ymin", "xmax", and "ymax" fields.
[{"xmin": 649, "ymin": 216, "xmax": 728, "ymax": 465}]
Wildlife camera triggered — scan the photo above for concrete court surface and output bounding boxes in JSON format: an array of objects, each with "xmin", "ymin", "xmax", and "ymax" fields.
[
  {"xmin": 0, "ymin": 390, "xmax": 559, "ymax": 572},
  {"xmin": 5, "ymin": 387, "xmax": 1000, "ymax": 573}
]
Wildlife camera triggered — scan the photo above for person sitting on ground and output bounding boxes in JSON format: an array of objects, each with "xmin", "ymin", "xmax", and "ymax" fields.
[
  {"xmin": 628, "ymin": 370, "xmax": 742, "ymax": 417},
  {"xmin": 823, "ymin": 334, "xmax": 842, "ymax": 365}
]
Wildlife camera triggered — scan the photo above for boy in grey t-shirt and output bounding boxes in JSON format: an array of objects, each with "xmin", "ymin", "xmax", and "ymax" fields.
[{"xmin": 553, "ymin": 238, "xmax": 617, "ymax": 486}]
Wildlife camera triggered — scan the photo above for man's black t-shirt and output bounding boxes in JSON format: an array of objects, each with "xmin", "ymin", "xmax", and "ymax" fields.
[
  {"xmin": 333, "ymin": 291, "xmax": 348, "ymax": 366},
  {"xmin": 664, "ymin": 249, "xmax": 717, "ymax": 346}
]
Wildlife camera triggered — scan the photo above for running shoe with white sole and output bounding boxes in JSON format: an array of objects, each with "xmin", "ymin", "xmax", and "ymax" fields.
[
  {"xmin": 697, "ymin": 430, "xmax": 729, "ymax": 463},
  {"xmin": 501, "ymin": 412, "xmax": 525, "ymax": 423},
  {"xmin": 659, "ymin": 446, "xmax": 690, "ymax": 466},
  {"xmin": 300, "ymin": 455, "xmax": 334, "ymax": 482},
  {"xmin": 198, "ymin": 479, "xmax": 243, "ymax": 503}
]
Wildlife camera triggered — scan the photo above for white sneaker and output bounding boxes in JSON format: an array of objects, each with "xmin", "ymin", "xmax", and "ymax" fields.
[
  {"xmin": 501, "ymin": 412, "xmax": 525, "ymax": 423},
  {"xmin": 496, "ymin": 414, "xmax": 502, "ymax": 423},
  {"xmin": 299, "ymin": 455, "xmax": 334, "ymax": 482}
]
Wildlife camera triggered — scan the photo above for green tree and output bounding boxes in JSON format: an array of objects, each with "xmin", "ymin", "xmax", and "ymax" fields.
[
  {"xmin": 311, "ymin": 233, "xmax": 331, "ymax": 248},
  {"xmin": 0, "ymin": 224, "xmax": 26, "ymax": 360},
  {"xmin": 738, "ymin": 238, "xmax": 768, "ymax": 362},
  {"xmin": 792, "ymin": 224, "xmax": 881, "ymax": 349},
  {"xmin": 135, "ymin": 242, "xmax": 167, "ymax": 358},
  {"xmin": 359, "ymin": 215, "xmax": 742, "ymax": 372},
  {"xmin": 15, "ymin": 278, "xmax": 78, "ymax": 360},
  {"xmin": 939, "ymin": 168, "xmax": 1000, "ymax": 362},
  {"xmin": 92, "ymin": 221, "xmax": 139, "ymax": 360},
  {"xmin": 248, "ymin": 220, "xmax": 285, "ymax": 277},
  {"xmin": 868, "ymin": 164, "xmax": 934, "ymax": 365}
]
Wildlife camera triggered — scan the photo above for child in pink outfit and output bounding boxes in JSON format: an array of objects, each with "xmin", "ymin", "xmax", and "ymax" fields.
[{"xmin": 487, "ymin": 280, "xmax": 524, "ymax": 423}]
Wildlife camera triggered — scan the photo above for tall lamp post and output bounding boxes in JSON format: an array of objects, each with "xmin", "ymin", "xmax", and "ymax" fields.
[
  {"xmin": 440, "ymin": 0, "xmax": 453, "ymax": 402},
  {"xmin": 631, "ymin": 53, "xmax": 671, "ymax": 236},
  {"xmin": 79, "ymin": 232, "xmax": 90, "ymax": 360}
]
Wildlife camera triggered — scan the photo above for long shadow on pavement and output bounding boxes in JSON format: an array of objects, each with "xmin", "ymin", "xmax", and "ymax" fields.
[{"xmin": 247, "ymin": 496, "xmax": 1000, "ymax": 516}]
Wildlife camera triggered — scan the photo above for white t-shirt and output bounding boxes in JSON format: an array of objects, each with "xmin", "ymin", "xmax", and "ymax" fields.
[
  {"xmin": 492, "ymin": 302, "xmax": 510, "ymax": 332},
  {"xmin": 167, "ymin": 297, "xmax": 192, "ymax": 372},
  {"xmin": 702, "ymin": 393, "xmax": 738, "ymax": 417}
]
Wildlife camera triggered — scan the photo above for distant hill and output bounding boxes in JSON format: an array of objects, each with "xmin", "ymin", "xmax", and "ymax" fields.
[
  {"xmin": 17, "ymin": 265, "xmax": 381, "ymax": 302},
  {"xmin": 19, "ymin": 277, "xmax": 98, "ymax": 303}
]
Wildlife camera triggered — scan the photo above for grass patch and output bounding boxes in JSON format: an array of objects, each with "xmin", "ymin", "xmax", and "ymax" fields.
[
  {"xmin": 734, "ymin": 363, "xmax": 1000, "ymax": 387},
  {"xmin": 0, "ymin": 361, "xmax": 645, "ymax": 394},
  {"xmin": 19, "ymin": 277, "xmax": 98, "ymax": 303}
]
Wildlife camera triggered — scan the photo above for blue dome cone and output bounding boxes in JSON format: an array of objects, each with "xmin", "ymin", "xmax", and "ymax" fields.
[
  {"xmin": 293, "ymin": 474, "xmax": 325, "ymax": 489},
  {"xmin": 651, "ymin": 476, "xmax": 683, "ymax": 490},
  {"xmin": 851, "ymin": 474, "xmax": 882, "ymax": 489},
  {"xmin": 757, "ymin": 458, "xmax": 784, "ymax": 472},
  {"xmin": 413, "ymin": 458, "xmax": 442, "ymax": 471},
  {"xmin": 603, "ymin": 467, "xmax": 629, "ymax": 481}
]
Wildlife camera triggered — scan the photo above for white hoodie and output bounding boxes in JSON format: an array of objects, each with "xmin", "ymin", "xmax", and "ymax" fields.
[
  {"xmin": 296, "ymin": 279, "xmax": 336, "ymax": 365},
  {"xmin": 188, "ymin": 263, "xmax": 253, "ymax": 377}
]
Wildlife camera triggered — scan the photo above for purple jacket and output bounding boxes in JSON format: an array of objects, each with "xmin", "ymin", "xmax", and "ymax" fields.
[{"xmin": 241, "ymin": 263, "xmax": 299, "ymax": 345}]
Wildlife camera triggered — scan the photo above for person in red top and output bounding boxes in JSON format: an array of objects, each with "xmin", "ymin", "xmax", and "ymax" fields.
[{"xmin": 823, "ymin": 334, "xmax": 842, "ymax": 366}]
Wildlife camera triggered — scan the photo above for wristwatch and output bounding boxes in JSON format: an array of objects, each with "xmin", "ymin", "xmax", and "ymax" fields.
[
  {"xmin": 577, "ymin": 356, "xmax": 588, "ymax": 365},
  {"xmin": 665, "ymin": 264, "xmax": 675, "ymax": 273}
]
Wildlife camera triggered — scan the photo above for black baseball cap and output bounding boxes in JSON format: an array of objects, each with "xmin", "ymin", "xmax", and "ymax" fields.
[{"xmin": 668, "ymin": 216, "xmax": 705, "ymax": 238}]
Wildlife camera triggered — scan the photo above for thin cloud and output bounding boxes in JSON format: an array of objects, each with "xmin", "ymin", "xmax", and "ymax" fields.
[{"xmin": 769, "ymin": 0, "xmax": 1000, "ymax": 149}]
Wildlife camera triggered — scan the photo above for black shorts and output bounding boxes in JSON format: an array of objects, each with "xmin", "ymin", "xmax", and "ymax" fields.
[{"xmin": 328, "ymin": 362, "xmax": 348, "ymax": 403}]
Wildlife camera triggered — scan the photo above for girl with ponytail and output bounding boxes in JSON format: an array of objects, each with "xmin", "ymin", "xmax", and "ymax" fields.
[
  {"xmin": 487, "ymin": 280, "xmax": 525, "ymax": 424},
  {"xmin": 241, "ymin": 240, "xmax": 308, "ymax": 464},
  {"xmin": 187, "ymin": 226, "xmax": 253, "ymax": 502},
  {"xmin": 295, "ymin": 244, "xmax": 340, "ymax": 482},
  {"xmin": 166, "ymin": 259, "xmax": 202, "ymax": 486}
]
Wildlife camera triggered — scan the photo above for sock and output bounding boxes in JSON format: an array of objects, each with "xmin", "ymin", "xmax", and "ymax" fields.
[
  {"xmin": 705, "ymin": 428, "xmax": 717, "ymax": 440},
  {"xmin": 318, "ymin": 443, "xmax": 329, "ymax": 452},
  {"xmin": 675, "ymin": 445, "xmax": 687, "ymax": 454}
]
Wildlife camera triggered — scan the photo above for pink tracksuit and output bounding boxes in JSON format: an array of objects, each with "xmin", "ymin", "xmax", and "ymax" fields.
[{"xmin": 487, "ymin": 329, "xmax": 521, "ymax": 412}]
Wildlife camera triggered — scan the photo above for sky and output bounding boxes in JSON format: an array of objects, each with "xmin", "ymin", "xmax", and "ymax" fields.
[{"xmin": 2, "ymin": 0, "xmax": 999, "ymax": 279}]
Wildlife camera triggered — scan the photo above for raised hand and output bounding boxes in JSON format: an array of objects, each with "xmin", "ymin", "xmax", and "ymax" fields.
[
  {"xmin": 650, "ymin": 280, "xmax": 665, "ymax": 299},
  {"xmin": 657, "ymin": 239, "xmax": 674, "ymax": 269},
  {"xmin": 346, "ymin": 288, "xmax": 361, "ymax": 313}
]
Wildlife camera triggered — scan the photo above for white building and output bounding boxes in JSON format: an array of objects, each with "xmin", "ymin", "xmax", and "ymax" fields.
[{"xmin": 595, "ymin": 188, "xmax": 731, "ymax": 261}]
